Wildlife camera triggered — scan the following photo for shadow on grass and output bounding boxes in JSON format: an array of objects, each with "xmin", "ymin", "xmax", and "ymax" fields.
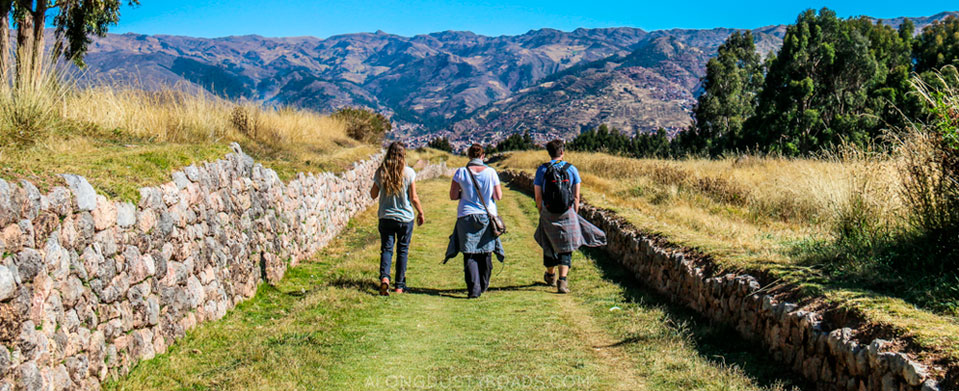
[
  {"xmin": 580, "ymin": 247, "xmax": 810, "ymax": 390},
  {"xmin": 327, "ymin": 276, "xmax": 381, "ymax": 296},
  {"xmin": 407, "ymin": 283, "xmax": 544, "ymax": 298},
  {"xmin": 323, "ymin": 274, "xmax": 545, "ymax": 299}
]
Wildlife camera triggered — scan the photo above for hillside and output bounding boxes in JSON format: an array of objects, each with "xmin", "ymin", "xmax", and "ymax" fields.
[
  {"xmin": 83, "ymin": 28, "xmax": 650, "ymax": 129},
  {"xmin": 82, "ymin": 12, "xmax": 957, "ymax": 146},
  {"xmin": 448, "ymin": 35, "xmax": 719, "ymax": 142}
]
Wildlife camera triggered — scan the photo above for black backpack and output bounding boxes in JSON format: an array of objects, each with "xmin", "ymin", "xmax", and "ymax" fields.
[{"xmin": 541, "ymin": 162, "xmax": 574, "ymax": 213}]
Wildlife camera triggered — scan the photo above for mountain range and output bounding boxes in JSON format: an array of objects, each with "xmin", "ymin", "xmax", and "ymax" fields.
[{"xmin": 82, "ymin": 11, "xmax": 959, "ymax": 147}]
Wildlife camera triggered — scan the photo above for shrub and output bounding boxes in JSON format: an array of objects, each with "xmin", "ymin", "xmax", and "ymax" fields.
[
  {"xmin": 0, "ymin": 65, "xmax": 70, "ymax": 148},
  {"xmin": 900, "ymin": 68, "xmax": 959, "ymax": 235},
  {"xmin": 332, "ymin": 107, "xmax": 391, "ymax": 144},
  {"xmin": 230, "ymin": 105, "xmax": 259, "ymax": 139},
  {"xmin": 427, "ymin": 137, "xmax": 453, "ymax": 152}
]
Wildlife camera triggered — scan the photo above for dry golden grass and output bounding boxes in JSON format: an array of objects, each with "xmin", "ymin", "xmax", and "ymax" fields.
[
  {"xmin": 497, "ymin": 150, "xmax": 959, "ymax": 362},
  {"xmin": 500, "ymin": 151, "xmax": 901, "ymax": 270},
  {"xmin": 0, "ymin": 85, "xmax": 377, "ymax": 200},
  {"xmin": 61, "ymin": 86, "xmax": 376, "ymax": 170}
]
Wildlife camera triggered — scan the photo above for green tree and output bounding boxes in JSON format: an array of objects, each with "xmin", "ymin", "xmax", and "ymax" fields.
[
  {"xmin": 427, "ymin": 137, "xmax": 453, "ymax": 152},
  {"xmin": 690, "ymin": 31, "xmax": 763, "ymax": 156},
  {"xmin": 0, "ymin": 1, "xmax": 139, "ymax": 89},
  {"xmin": 747, "ymin": 9, "xmax": 910, "ymax": 154},
  {"xmin": 488, "ymin": 131, "xmax": 536, "ymax": 153},
  {"xmin": 914, "ymin": 16, "xmax": 959, "ymax": 73}
]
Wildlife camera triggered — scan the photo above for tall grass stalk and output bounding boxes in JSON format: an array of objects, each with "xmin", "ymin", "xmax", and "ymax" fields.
[
  {"xmin": 0, "ymin": 58, "xmax": 71, "ymax": 147},
  {"xmin": 898, "ymin": 68, "xmax": 959, "ymax": 235}
]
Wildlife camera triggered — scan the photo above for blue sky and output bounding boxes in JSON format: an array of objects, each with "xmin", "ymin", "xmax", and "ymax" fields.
[{"xmin": 109, "ymin": 1, "xmax": 957, "ymax": 38}]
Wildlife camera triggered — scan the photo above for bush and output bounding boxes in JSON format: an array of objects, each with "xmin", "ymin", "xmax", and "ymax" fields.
[
  {"xmin": 427, "ymin": 137, "xmax": 453, "ymax": 152},
  {"xmin": 795, "ymin": 70, "xmax": 959, "ymax": 315},
  {"xmin": 487, "ymin": 131, "xmax": 536, "ymax": 154},
  {"xmin": 332, "ymin": 107, "xmax": 391, "ymax": 144},
  {"xmin": 0, "ymin": 67, "xmax": 70, "ymax": 148},
  {"xmin": 901, "ymin": 68, "xmax": 959, "ymax": 235}
]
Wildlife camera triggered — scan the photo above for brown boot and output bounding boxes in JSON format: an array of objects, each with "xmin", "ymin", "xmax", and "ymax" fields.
[
  {"xmin": 557, "ymin": 278, "xmax": 569, "ymax": 294},
  {"xmin": 544, "ymin": 272, "xmax": 556, "ymax": 286}
]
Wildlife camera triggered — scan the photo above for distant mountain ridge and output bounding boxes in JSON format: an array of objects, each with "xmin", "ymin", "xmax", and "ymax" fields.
[{"xmin": 82, "ymin": 11, "xmax": 958, "ymax": 146}]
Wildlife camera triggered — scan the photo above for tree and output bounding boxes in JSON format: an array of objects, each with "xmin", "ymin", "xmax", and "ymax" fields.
[
  {"xmin": 914, "ymin": 16, "xmax": 959, "ymax": 74},
  {"xmin": 0, "ymin": 0, "xmax": 137, "ymax": 89},
  {"xmin": 488, "ymin": 131, "xmax": 536, "ymax": 153},
  {"xmin": 747, "ymin": 9, "xmax": 911, "ymax": 155},
  {"xmin": 427, "ymin": 137, "xmax": 453, "ymax": 152},
  {"xmin": 691, "ymin": 31, "xmax": 763, "ymax": 156}
]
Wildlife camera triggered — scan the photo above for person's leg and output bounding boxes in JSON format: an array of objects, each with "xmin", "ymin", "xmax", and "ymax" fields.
[
  {"xmin": 393, "ymin": 221, "xmax": 414, "ymax": 291},
  {"xmin": 378, "ymin": 219, "xmax": 397, "ymax": 295},
  {"xmin": 556, "ymin": 252, "xmax": 573, "ymax": 294},
  {"xmin": 479, "ymin": 252, "xmax": 493, "ymax": 293},
  {"xmin": 463, "ymin": 253, "xmax": 482, "ymax": 298},
  {"xmin": 543, "ymin": 253, "xmax": 559, "ymax": 286}
]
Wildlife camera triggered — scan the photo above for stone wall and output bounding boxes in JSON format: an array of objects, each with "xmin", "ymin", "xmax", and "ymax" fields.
[
  {"xmin": 0, "ymin": 144, "xmax": 448, "ymax": 390},
  {"xmin": 501, "ymin": 170, "xmax": 944, "ymax": 391}
]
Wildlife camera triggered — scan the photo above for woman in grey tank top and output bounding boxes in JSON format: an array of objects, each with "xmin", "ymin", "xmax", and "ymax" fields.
[{"xmin": 371, "ymin": 142, "xmax": 425, "ymax": 295}]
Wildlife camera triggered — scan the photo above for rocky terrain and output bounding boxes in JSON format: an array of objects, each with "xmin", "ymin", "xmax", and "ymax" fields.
[{"xmin": 82, "ymin": 12, "xmax": 958, "ymax": 146}]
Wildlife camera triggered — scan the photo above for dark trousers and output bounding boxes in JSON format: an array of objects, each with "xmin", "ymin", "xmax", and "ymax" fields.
[
  {"xmin": 379, "ymin": 218, "xmax": 414, "ymax": 289},
  {"xmin": 543, "ymin": 252, "xmax": 573, "ymax": 268},
  {"xmin": 463, "ymin": 252, "xmax": 493, "ymax": 298}
]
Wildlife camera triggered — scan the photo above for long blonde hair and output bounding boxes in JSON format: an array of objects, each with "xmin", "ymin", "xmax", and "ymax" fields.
[{"xmin": 377, "ymin": 142, "xmax": 407, "ymax": 195}]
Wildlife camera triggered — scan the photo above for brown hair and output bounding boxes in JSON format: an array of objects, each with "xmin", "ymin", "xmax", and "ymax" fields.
[
  {"xmin": 546, "ymin": 139, "xmax": 565, "ymax": 158},
  {"xmin": 377, "ymin": 142, "xmax": 406, "ymax": 195},
  {"xmin": 467, "ymin": 144, "xmax": 484, "ymax": 159}
]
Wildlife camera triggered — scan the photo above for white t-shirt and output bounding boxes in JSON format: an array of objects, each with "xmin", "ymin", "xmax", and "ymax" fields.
[{"xmin": 453, "ymin": 166, "xmax": 500, "ymax": 218}]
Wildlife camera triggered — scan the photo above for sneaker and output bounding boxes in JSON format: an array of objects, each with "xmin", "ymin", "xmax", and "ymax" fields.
[
  {"xmin": 379, "ymin": 279, "xmax": 390, "ymax": 296},
  {"xmin": 394, "ymin": 288, "xmax": 405, "ymax": 294},
  {"xmin": 544, "ymin": 272, "xmax": 556, "ymax": 286},
  {"xmin": 557, "ymin": 279, "xmax": 569, "ymax": 294}
]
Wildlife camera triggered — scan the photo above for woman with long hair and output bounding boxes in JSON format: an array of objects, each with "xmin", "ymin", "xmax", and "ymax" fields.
[
  {"xmin": 371, "ymin": 142, "xmax": 425, "ymax": 296},
  {"xmin": 443, "ymin": 144, "xmax": 504, "ymax": 299}
]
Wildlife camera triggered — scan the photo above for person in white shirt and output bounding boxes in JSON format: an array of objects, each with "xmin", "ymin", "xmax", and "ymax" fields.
[{"xmin": 444, "ymin": 144, "xmax": 504, "ymax": 298}]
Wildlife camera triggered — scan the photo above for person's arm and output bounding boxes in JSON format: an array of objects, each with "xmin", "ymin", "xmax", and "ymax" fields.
[
  {"xmin": 409, "ymin": 181, "xmax": 426, "ymax": 226},
  {"xmin": 534, "ymin": 185, "xmax": 543, "ymax": 212},
  {"xmin": 492, "ymin": 184, "xmax": 503, "ymax": 201},
  {"xmin": 571, "ymin": 165, "xmax": 581, "ymax": 213},
  {"xmin": 449, "ymin": 180, "xmax": 461, "ymax": 200},
  {"xmin": 370, "ymin": 183, "xmax": 379, "ymax": 200},
  {"xmin": 573, "ymin": 183, "xmax": 581, "ymax": 213}
]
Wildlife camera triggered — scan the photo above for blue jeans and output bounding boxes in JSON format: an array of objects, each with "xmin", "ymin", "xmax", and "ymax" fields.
[{"xmin": 379, "ymin": 218, "xmax": 414, "ymax": 289}]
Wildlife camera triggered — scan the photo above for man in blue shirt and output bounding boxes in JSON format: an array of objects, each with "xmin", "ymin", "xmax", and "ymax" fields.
[{"xmin": 533, "ymin": 139, "xmax": 586, "ymax": 293}]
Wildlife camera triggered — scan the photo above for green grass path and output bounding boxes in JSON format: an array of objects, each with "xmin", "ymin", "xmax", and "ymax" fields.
[{"xmin": 109, "ymin": 179, "xmax": 801, "ymax": 391}]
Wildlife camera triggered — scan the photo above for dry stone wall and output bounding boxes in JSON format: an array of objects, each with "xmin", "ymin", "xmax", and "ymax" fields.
[
  {"xmin": 501, "ymin": 170, "xmax": 944, "ymax": 391},
  {"xmin": 0, "ymin": 144, "xmax": 448, "ymax": 390}
]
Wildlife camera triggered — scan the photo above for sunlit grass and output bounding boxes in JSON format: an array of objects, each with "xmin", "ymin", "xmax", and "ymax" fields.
[
  {"xmin": 497, "ymin": 150, "xmax": 959, "ymax": 364},
  {"xmin": 110, "ymin": 179, "xmax": 798, "ymax": 391},
  {"xmin": 0, "ymin": 83, "xmax": 377, "ymax": 200}
]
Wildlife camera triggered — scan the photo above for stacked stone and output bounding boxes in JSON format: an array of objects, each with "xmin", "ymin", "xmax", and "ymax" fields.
[
  {"xmin": 500, "ymin": 170, "xmax": 943, "ymax": 391},
  {"xmin": 0, "ymin": 144, "xmax": 448, "ymax": 391}
]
